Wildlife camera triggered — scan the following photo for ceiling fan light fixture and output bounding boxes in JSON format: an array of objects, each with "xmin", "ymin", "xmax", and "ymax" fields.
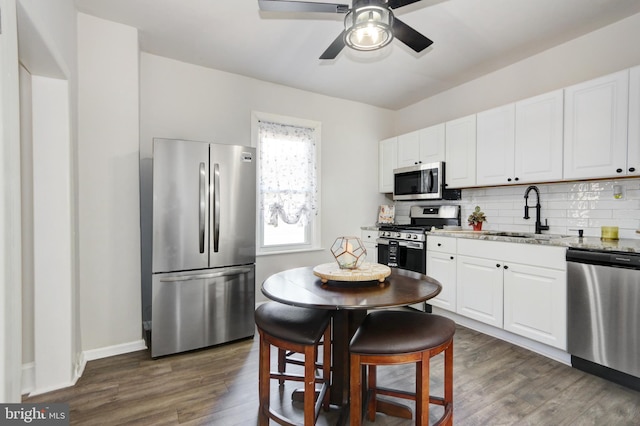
[{"xmin": 344, "ymin": 6, "xmax": 393, "ymax": 51}]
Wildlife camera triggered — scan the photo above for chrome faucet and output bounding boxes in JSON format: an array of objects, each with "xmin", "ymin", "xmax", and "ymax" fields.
[{"xmin": 523, "ymin": 185, "xmax": 549, "ymax": 234}]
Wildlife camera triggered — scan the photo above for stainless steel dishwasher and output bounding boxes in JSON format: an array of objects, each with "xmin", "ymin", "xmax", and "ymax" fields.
[{"xmin": 567, "ymin": 248, "xmax": 640, "ymax": 390}]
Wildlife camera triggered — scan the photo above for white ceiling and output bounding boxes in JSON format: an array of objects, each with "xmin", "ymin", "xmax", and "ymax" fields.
[{"xmin": 74, "ymin": 0, "xmax": 640, "ymax": 110}]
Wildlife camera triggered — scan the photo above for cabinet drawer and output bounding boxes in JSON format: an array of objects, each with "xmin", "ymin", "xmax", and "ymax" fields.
[
  {"xmin": 427, "ymin": 236, "xmax": 457, "ymax": 254},
  {"xmin": 361, "ymin": 229, "xmax": 378, "ymax": 243},
  {"xmin": 457, "ymin": 239, "xmax": 566, "ymax": 270}
]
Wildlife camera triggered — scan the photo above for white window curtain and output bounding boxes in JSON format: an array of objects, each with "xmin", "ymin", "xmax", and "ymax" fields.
[{"xmin": 258, "ymin": 120, "xmax": 317, "ymax": 227}]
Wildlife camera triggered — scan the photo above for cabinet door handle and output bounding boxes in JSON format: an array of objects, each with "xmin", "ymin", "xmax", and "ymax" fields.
[
  {"xmin": 504, "ymin": 265, "xmax": 509, "ymax": 270},
  {"xmin": 514, "ymin": 177, "xmax": 519, "ymax": 181},
  {"xmin": 616, "ymin": 168, "xmax": 623, "ymax": 173},
  {"xmin": 437, "ymin": 243, "xmax": 442, "ymax": 246},
  {"xmin": 630, "ymin": 167, "xmax": 636, "ymax": 172},
  {"xmin": 450, "ymin": 256, "xmax": 454, "ymax": 260},
  {"xmin": 496, "ymin": 264, "xmax": 501, "ymax": 268},
  {"xmin": 507, "ymin": 178, "xmax": 512, "ymax": 182}
]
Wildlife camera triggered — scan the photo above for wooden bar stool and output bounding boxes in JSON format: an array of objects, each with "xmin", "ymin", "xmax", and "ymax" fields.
[
  {"xmin": 255, "ymin": 302, "xmax": 331, "ymax": 425},
  {"xmin": 349, "ymin": 310, "xmax": 455, "ymax": 426}
]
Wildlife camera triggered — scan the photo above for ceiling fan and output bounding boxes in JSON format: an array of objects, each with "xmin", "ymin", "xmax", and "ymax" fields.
[{"xmin": 258, "ymin": 0, "xmax": 434, "ymax": 59}]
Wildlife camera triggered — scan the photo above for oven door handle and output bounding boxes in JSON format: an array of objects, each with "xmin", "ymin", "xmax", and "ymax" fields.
[{"xmin": 377, "ymin": 239, "xmax": 423, "ymax": 249}]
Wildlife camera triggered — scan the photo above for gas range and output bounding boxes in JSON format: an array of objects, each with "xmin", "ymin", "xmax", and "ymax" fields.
[
  {"xmin": 378, "ymin": 226, "xmax": 428, "ymax": 242},
  {"xmin": 378, "ymin": 205, "xmax": 461, "ymax": 242}
]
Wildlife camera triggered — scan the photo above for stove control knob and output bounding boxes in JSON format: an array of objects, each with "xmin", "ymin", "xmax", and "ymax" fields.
[
  {"xmin": 413, "ymin": 234, "xmax": 418, "ymax": 240},
  {"xmin": 395, "ymin": 232, "xmax": 402, "ymax": 238}
]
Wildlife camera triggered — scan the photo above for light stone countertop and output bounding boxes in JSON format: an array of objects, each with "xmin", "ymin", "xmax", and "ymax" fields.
[{"xmin": 428, "ymin": 230, "xmax": 640, "ymax": 253}]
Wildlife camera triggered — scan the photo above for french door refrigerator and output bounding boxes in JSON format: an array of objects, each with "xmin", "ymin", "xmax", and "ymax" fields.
[{"xmin": 144, "ymin": 138, "xmax": 256, "ymax": 358}]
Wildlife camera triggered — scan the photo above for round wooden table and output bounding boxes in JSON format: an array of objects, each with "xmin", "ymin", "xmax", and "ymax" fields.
[{"xmin": 261, "ymin": 266, "xmax": 442, "ymax": 424}]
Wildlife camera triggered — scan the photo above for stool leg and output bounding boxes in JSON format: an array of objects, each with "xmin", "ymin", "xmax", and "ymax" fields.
[
  {"xmin": 443, "ymin": 341, "xmax": 454, "ymax": 425},
  {"xmin": 277, "ymin": 348, "xmax": 286, "ymax": 386},
  {"xmin": 350, "ymin": 353, "xmax": 362, "ymax": 426},
  {"xmin": 258, "ymin": 334, "xmax": 270, "ymax": 426},
  {"xmin": 322, "ymin": 326, "xmax": 331, "ymax": 411},
  {"xmin": 416, "ymin": 351, "xmax": 430, "ymax": 426},
  {"xmin": 304, "ymin": 345, "xmax": 316, "ymax": 426},
  {"xmin": 366, "ymin": 365, "xmax": 377, "ymax": 421}
]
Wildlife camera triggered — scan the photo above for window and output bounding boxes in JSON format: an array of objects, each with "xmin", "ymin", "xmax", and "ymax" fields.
[{"xmin": 253, "ymin": 112, "xmax": 320, "ymax": 253}]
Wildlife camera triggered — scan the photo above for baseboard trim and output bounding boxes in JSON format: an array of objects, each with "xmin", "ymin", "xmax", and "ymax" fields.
[
  {"xmin": 21, "ymin": 362, "xmax": 35, "ymax": 395},
  {"xmin": 431, "ymin": 307, "xmax": 571, "ymax": 366},
  {"xmin": 22, "ymin": 340, "xmax": 147, "ymax": 397},
  {"xmin": 83, "ymin": 339, "xmax": 148, "ymax": 362}
]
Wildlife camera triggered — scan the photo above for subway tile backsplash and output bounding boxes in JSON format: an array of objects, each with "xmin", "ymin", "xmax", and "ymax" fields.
[{"xmin": 394, "ymin": 178, "xmax": 640, "ymax": 239}]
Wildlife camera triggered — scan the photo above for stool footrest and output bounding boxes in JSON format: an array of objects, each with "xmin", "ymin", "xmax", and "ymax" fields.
[
  {"xmin": 282, "ymin": 356, "xmax": 328, "ymax": 371},
  {"xmin": 375, "ymin": 386, "xmax": 416, "ymax": 401},
  {"xmin": 376, "ymin": 386, "xmax": 449, "ymax": 407},
  {"xmin": 270, "ymin": 371, "xmax": 327, "ymax": 384}
]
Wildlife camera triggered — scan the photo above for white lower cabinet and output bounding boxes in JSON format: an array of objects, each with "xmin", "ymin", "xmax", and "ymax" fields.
[
  {"xmin": 453, "ymin": 239, "xmax": 567, "ymax": 349},
  {"xmin": 360, "ymin": 229, "xmax": 379, "ymax": 263},
  {"xmin": 456, "ymin": 255, "xmax": 504, "ymax": 328},
  {"xmin": 426, "ymin": 236, "xmax": 457, "ymax": 311},
  {"xmin": 503, "ymin": 263, "xmax": 566, "ymax": 350}
]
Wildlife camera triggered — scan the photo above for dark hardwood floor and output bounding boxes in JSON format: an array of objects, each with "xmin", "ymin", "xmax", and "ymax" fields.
[{"xmin": 24, "ymin": 324, "xmax": 640, "ymax": 425}]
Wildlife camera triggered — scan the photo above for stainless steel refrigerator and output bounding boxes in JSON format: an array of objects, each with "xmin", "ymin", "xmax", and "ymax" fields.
[{"xmin": 142, "ymin": 138, "xmax": 256, "ymax": 358}]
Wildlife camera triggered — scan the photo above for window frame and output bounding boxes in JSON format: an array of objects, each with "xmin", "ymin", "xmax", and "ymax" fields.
[{"xmin": 252, "ymin": 111, "xmax": 322, "ymax": 255}]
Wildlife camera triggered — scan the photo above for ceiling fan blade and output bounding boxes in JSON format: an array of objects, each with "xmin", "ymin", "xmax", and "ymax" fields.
[
  {"xmin": 319, "ymin": 30, "xmax": 346, "ymax": 59},
  {"xmin": 387, "ymin": 0, "xmax": 423, "ymax": 9},
  {"xmin": 392, "ymin": 17, "xmax": 433, "ymax": 52},
  {"xmin": 258, "ymin": 0, "xmax": 349, "ymax": 13}
]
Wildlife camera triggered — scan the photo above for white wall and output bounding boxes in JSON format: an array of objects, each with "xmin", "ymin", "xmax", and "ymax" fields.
[
  {"xmin": 394, "ymin": 12, "xmax": 640, "ymax": 133},
  {"xmin": 15, "ymin": 0, "xmax": 79, "ymax": 396},
  {"xmin": 77, "ymin": 14, "xmax": 144, "ymax": 353},
  {"xmin": 1, "ymin": 0, "xmax": 23, "ymax": 403},
  {"xmin": 139, "ymin": 53, "xmax": 392, "ymax": 298}
]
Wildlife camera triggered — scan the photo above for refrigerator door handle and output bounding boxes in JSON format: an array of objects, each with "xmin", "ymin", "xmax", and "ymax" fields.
[
  {"xmin": 213, "ymin": 163, "xmax": 220, "ymax": 252},
  {"xmin": 199, "ymin": 162, "xmax": 206, "ymax": 254},
  {"xmin": 158, "ymin": 266, "xmax": 253, "ymax": 282}
]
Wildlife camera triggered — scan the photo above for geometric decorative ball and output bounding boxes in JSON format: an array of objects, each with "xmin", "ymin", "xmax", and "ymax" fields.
[{"xmin": 331, "ymin": 236, "xmax": 367, "ymax": 269}]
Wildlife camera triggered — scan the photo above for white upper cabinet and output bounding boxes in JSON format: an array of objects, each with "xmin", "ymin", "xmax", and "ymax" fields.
[
  {"xmin": 514, "ymin": 90, "xmax": 564, "ymax": 183},
  {"xmin": 418, "ymin": 124, "xmax": 446, "ymax": 164},
  {"xmin": 476, "ymin": 104, "xmax": 516, "ymax": 186},
  {"xmin": 477, "ymin": 91, "xmax": 563, "ymax": 186},
  {"xmin": 397, "ymin": 124, "xmax": 446, "ymax": 167},
  {"xmin": 397, "ymin": 130, "xmax": 421, "ymax": 167},
  {"xmin": 445, "ymin": 115, "xmax": 476, "ymax": 188},
  {"xmin": 378, "ymin": 137, "xmax": 397, "ymax": 193},
  {"xmin": 379, "ymin": 67, "xmax": 638, "ymax": 190},
  {"xmin": 628, "ymin": 65, "xmax": 640, "ymax": 176},
  {"xmin": 563, "ymin": 70, "xmax": 629, "ymax": 179}
]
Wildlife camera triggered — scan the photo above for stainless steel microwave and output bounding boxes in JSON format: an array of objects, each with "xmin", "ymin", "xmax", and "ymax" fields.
[{"xmin": 393, "ymin": 162, "xmax": 461, "ymax": 201}]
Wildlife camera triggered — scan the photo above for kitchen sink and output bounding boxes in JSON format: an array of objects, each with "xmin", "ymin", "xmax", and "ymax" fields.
[
  {"xmin": 491, "ymin": 232, "xmax": 534, "ymax": 238},
  {"xmin": 489, "ymin": 232, "xmax": 559, "ymax": 240}
]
